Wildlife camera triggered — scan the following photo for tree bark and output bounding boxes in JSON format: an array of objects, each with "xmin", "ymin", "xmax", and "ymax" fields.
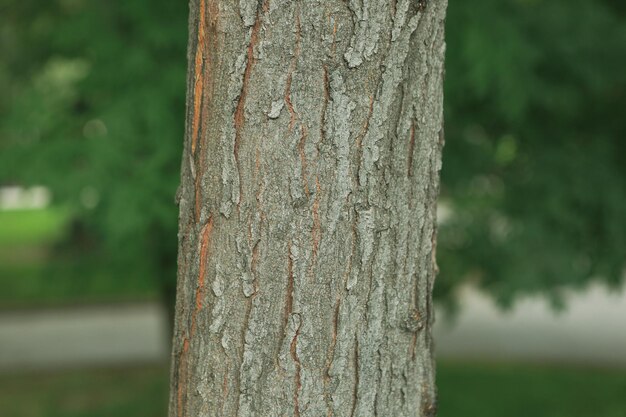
[{"xmin": 169, "ymin": 0, "xmax": 446, "ymax": 416}]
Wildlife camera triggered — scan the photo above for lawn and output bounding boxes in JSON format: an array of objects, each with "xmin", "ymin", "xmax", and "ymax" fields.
[
  {"xmin": 0, "ymin": 367, "xmax": 168, "ymax": 417},
  {"xmin": 0, "ymin": 208, "xmax": 160, "ymax": 308},
  {"xmin": 0, "ymin": 362, "xmax": 624, "ymax": 416},
  {"xmin": 0, "ymin": 208, "xmax": 69, "ymax": 246},
  {"xmin": 437, "ymin": 361, "xmax": 626, "ymax": 417}
]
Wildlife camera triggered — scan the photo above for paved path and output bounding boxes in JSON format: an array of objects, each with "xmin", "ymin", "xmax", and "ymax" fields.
[
  {"xmin": 0, "ymin": 303, "xmax": 168, "ymax": 371},
  {"xmin": 1, "ymin": 284, "xmax": 625, "ymax": 371},
  {"xmin": 434, "ymin": 283, "xmax": 626, "ymax": 366}
]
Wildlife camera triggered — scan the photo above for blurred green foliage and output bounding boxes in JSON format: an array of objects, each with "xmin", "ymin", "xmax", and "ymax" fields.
[
  {"xmin": 0, "ymin": 0, "xmax": 188, "ymax": 307},
  {"xmin": 0, "ymin": 0, "xmax": 624, "ymax": 307},
  {"xmin": 437, "ymin": 0, "xmax": 626, "ymax": 306},
  {"xmin": 0, "ymin": 258, "xmax": 159, "ymax": 308}
]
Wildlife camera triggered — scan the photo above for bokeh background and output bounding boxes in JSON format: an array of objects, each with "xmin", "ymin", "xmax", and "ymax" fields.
[{"xmin": 1, "ymin": 0, "xmax": 625, "ymax": 416}]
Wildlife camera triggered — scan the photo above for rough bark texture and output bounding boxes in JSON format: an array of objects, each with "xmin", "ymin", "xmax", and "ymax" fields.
[{"xmin": 169, "ymin": 0, "xmax": 446, "ymax": 416}]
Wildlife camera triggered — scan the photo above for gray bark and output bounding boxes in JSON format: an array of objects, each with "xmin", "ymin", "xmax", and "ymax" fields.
[{"xmin": 169, "ymin": 0, "xmax": 446, "ymax": 416}]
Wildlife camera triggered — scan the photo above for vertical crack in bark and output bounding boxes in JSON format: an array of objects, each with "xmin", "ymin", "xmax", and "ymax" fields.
[
  {"xmin": 413, "ymin": 211, "xmax": 427, "ymax": 310},
  {"xmin": 191, "ymin": 215, "xmax": 214, "ymax": 336},
  {"xmin": 350, "ymin": 336, "xmax": 360, "ymax": 417},
  {"xmin": 363, "ymin": 235, "xmax": 381, "ymax": 327},
  {"xmin": 235, "ymin": 284, "xmax": 256, "ymax": 416},
  {"xmin": 290, "ymin": 317, "xmax": 302, "ymax": 417},
  {"xmin": 177, "ymin": 221, "xmax": 194, "ymax": 294},
  {"xmin": 282, "ymin": 239, "xmax": 301, "ymax": 416},
  {"xmin": 325, "ymin": 213, "xmax": 356, "ymax": 415},
  {"xmin": 284, "ymin": 240, "xmax": 295, "ymax": 336},
  {"xmin": 254, "ymin": 148, "xmax": 267, "ymax": 224},
  {"xmin": 424, "ymin": 155, "xmax": 440, "ymax": 345},
  {"xmin": 324, "ymin": 297, "xmax": 341, "ymax": 416},
  {"xmin": 251, "ymin": 239, "xmax": 260, "ymax": 278},
  {"xmin": 190, "ymin": 0, "xmax": 207, "ymax": 156},
  {"xmin": 430, "ymin": 226, "xmax": 439, "ymax": 277},
  {"xmin": 320, "ymin": 65, "xmax": 330, "ymax": 146},
  {"xmin": 344, "ymin": 211, "xmax": 358, "ymax": 292},
  {"xmin": 355, "ymin": 95, "xmax": 374, "ymax": 185},
  {"xmin": 311, "ymin": 177, "xmax": 321, "ymax": 264},
  {"xmin": 407, "ymin": 118, "xmax": 416, "ymax": 177},
  {"xmin": 192, "ymin": 0, "xmax": 211, "ymax": 221},
  {"xmin": 373, "ymin": 342, "xmax": 383, "ymax": 415},
  {"xmin": 173, "ymin": 220, "xmax": 197, "ymax": 417},
  {"xmin": 298, "ymin": 125, "xmax": 310, "ymax": 197},
  {"xmin": 234, "ymin": 10, "xmax": 261, "ymax": 145},
  {"xmin": 176, "ymin": 208, "xmax": 215, "ymax": 415},
  {"xmin": 174, "ymin": 217, "xmax": 214, "ymax": 415},
  {"xmin": 285, "ymin": 12, "xmax": 302, "ymax": 131},
  {"xmin": 234, "ymin": 4, "xmax": 264, "ymax": 213},
  {"xmin": 194, "ymin": 152, "xmax": 205, "ymax": 221},
  {"xmin": 220, "ymin": 358, "xmax": 230, "ymax": 415},
  {"xmin": 177, "ymin": 338, "xmax": 191, "ymax": 417},
  {"xmin": 331, "ymin": 18, "xmax": 338, "ymax": 58},
  {"xmin": 410, "ymin": 310, "xmax": 422, "ymax": 361}
]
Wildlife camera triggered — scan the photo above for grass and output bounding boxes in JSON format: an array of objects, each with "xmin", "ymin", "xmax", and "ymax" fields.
[
  {"xmin": 0, "ymin": 367, "xmax": 168, "ymax": 417},
  {"xmin": 0, "ymin": 208, "xmax": 69, "ymax": 246},
  {"xmin": 0, "ymin": 362, "xmax": 624, "ymax": 416},
  {"xmin": 437, "ymin": 361, "xmax": 626, "ymax": 417}
]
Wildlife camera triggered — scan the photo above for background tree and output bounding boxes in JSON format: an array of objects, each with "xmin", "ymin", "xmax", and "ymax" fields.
[
  {"xmin": 437, "ymin": 0, "xmax": 626, "ymax": 307},
  {"xmin": 0, "ymin": 0, "xmax": 188, "ymax": 313}
]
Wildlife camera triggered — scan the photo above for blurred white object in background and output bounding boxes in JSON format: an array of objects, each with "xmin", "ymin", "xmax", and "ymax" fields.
[{"xmin": 0, "ymin": 186, "xmax": 51, "ymax": 210}]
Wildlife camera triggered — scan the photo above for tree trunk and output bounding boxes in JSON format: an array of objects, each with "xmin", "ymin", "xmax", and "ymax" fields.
[{"xmin": 169, "ymin": 0, "xmax": 446, "ymax": 415}]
